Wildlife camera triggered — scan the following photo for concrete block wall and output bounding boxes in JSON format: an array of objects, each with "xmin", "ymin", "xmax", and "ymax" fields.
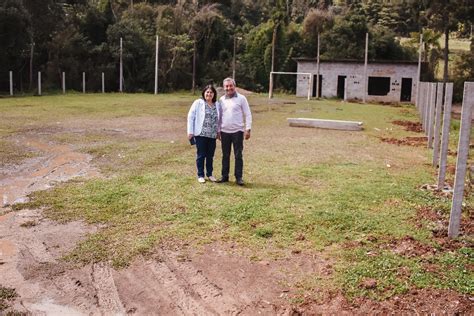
[{"xmin": 296, "ymin": 60, "xmax": 418, "ymax": 103}]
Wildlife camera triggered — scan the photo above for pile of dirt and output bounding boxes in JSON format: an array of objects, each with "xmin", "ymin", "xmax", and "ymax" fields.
[
  {"xmin": 391, "ymin": 120, "xmax": 423, "ymax": 133},
  {"xmin": 380, "ymin": 136, "xmax": 427, "ymax": 146}
]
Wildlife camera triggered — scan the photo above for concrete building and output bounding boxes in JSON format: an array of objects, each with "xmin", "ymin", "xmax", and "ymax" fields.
[{"xmin": 295, "ymin": 58, "xmax": 421, "ymax": 103}]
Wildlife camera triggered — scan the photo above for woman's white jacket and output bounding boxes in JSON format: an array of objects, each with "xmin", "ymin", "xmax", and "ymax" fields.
[{"xmin": 187, "ymin": 98, "xmax": 221, "ymax": 136}]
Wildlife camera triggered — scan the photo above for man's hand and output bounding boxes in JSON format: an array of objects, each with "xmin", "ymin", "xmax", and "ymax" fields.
[
  {"xmin": 188, "ymin": 134, "xmax": 193, "ymax": 140},
  {"xmin": 217, "ymin": 132, "xmax": 221, "ymax": 141},
  {"xmin": 244, "ymin": 129, "xmax": 251, "ymax": 140}
]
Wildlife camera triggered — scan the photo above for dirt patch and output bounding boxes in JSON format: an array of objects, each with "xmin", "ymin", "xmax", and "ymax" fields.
[
  {"xmin": 0, "ymin": 136, "xmax": 99, "ymax": 207},
  {"xmin": 415, "ymin": 206, "xmax": 474, "ymax": 242},
  {"xmin": 349, "ymin": 289, "xmax": 473, "ymax": 314},
  {"xmin": 384, "ymin": 236, "xmax": 436, "ymax": 258},
  {"xmin": 1, "ymin": 206, "xmax": 336, "ymax": 314},
  {"xmin": 5, "ymin": 208, "xmax": 471, "ymax": 316},
  {"xmin": 380, "ymin": 136, "xmax": 427, "ymax": 146},
  {"xmin": 391, "ymin": 120, "xmax": 423, "ymax": 133}
]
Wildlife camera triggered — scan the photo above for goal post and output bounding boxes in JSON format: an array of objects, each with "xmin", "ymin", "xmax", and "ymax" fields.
[{"xmin": 268, "ymin": 71, "xmax": 313, "ymax": 100}]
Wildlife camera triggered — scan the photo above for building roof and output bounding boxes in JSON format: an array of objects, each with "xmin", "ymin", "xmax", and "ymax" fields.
[{"xmin": 294, "ymin": 58, "xmax": 420, "ymax": 65}]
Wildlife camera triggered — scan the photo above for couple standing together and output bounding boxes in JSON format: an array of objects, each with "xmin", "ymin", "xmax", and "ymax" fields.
[{"xmin": 187, "ymin": 77, "xmax": 252, "ymax": 186}]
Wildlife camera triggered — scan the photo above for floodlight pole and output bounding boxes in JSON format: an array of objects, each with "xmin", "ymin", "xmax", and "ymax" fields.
[
  {"xmin": 62, "ymin": 72, "xmax": 66, "ymax": 94},
  {"xmin": 154, "ymin": 35, "xmax": 159, "ymax": 95},
  {"xmin": 9, "ymin": 71, "xmax": 13, "ymax": 96},
  {"xmin": 119, "ymin": 37, "xmax": 123, "ymax": 93},
  {"xmin": 37, "ymin": 71, "xmax": 41, "ymax": 96},
  {"xmin": 363, "ymin": 33, "xmax": 368, "ymax": 103},
  {"xmin": 416, "ymin": 34, "xmax": 423, "ymax": 108},
  {"xmin": 316, "ymin": 33, "xmax": 320, "ymax": 98}
]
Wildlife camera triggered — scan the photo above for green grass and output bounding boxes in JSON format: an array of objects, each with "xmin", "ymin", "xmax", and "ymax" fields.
[
  {"xmin": 340, "ymin": 245, "xmax": 474, "ymax": 301},
  {"xmin": 0, "ymin": 286, "xmax": 17, "ymax": 311},
  {"xmin": 2, "ymin": 93, "xmax": 473, "ymax": 300}
]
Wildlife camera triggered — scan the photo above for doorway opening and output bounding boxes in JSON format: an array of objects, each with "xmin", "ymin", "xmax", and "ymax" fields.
[
  {"xmin": 337, "ymin": 75, "xmax": 346, "ymax": 99},
  {"xmin": 312, "ymin": 74, "xmax": 322, "ymax": 97},
  {"xmin": 401, "ymin": 78, "xmax": 412, "ymax": 102}
]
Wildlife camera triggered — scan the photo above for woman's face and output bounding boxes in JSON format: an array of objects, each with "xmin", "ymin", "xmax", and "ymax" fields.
[{"xmin": 204, "ymin": 89, "xmax": 214, "ymax": 102}]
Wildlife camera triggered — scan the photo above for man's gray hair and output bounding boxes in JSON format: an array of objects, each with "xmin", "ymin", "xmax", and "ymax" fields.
[{"xmin": 223, "ymin": 77, "xmax": 236, "ymax": 86}]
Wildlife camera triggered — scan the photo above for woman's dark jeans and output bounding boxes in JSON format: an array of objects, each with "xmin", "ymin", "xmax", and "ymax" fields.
[{"xmin": 195, "ymin": 136, "xmax": 216, "ymax": 177}]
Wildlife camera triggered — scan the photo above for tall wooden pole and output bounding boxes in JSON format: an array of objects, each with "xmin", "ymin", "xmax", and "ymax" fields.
[
  {"xmin": 316, "ymin": 33, "xmax": 320, "ymax": 98},
  {"xmin": 119, "ymin": 37, "xmax": 123, "ymax": 92},
  {"xmin": 102, "ymin": 72, "xmax": 105, "ymax": 93},
  {"xmin": 269, "ymin": 24, "xmax": 277, "ymax": 99},
  {"xmin": 233, "ymin": 35, "xmax": 237, "ymax": 80},
  {"xmin": 154, "ymin": 35, "xmax": 159, "ymax": 95},
  {"xmin": 363, "ymin": 33, "xmax": 368, "ymax": 103},
  {"xmin": 29, "ymin": 43, "xmax": 34, "ymax": 90},
  {"xmin": 271, "ymin": 25, "xmax": 277, "ymax": 73},
  {"xmin": 82, "ymin": 72, "xmax": 86, "ymax": 93},
  {"xmin": 192, "ymin": 37, "xmax": 196, "ymax": 95}
]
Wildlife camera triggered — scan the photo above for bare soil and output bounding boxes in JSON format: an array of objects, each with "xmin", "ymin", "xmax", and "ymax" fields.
[
  {"xmin": 380, "ymin": 136, "xmax": 427, "ymax": 147},
  {"xmin": 391, "ymin": 120, "xmax": 423, "ymax": 133},
  {"xmin": 1, "ymin": 117, "xmax": 473, "ymax": 314}
]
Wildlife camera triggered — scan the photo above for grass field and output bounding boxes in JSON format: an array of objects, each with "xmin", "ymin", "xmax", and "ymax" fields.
[{"xmin": 1, "ymin": 93, "xmax": 472, "ymax": 301}]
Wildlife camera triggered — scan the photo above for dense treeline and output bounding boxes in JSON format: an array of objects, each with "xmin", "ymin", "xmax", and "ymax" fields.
[{"xmin": 0, "ymin": 0, "xmax": 473, "ymax": 95}]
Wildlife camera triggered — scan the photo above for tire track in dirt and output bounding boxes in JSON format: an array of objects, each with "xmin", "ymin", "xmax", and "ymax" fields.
[{"xmin": 92, "ymin": 263, "xmax": 127, "ymax": 314}]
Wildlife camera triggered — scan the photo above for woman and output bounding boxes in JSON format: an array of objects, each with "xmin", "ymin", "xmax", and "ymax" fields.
[{"xmin": 187, "ymin": 85, "xmax": 221, "ymax": 183}]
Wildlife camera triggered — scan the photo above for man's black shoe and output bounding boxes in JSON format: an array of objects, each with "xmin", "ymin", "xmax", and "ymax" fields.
[
  {"xmin": 236, "ymin": 178, "xmax": 244, "ymax": 186},
  {"xmin": 216, "ymin": 177, "xmax": 229, "ymax": 183}
]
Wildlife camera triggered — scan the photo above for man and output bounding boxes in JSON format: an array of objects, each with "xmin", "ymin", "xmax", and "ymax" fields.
[{"xmin": 217, "ymin": 77, "xmax": 252, "ymax": 186}]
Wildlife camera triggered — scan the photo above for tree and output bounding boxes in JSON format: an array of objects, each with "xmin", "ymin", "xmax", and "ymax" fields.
[
  {"xmin": 321, "ymin": 4, "xmax": 368, "ymax": 59},
  {"xmin": 421, "ymin": 0, "xmax": 473, "ymax": 83},
  {"xmin": 0, "ymin": 0, "xmax": 32, "ymax": 91},
  {"xmin": 302, "ymin": 7, "xmax": 334, "ymax": 56}
]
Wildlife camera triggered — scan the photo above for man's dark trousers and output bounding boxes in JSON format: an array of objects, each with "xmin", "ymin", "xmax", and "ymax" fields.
[{"xmin": 220, "ymin": 131, "xmax": 244, "ymax": 180}]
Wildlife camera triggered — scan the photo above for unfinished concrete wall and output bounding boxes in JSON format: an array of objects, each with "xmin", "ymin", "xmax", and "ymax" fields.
[{"xmin": 296, "ymin": 60, "xmax": 418, "ymax": 103}]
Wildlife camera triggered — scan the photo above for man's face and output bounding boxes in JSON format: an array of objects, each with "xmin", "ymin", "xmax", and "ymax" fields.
[{"xmin": 224, "ymin": 80, "xmax": 236, "ymax": 97}]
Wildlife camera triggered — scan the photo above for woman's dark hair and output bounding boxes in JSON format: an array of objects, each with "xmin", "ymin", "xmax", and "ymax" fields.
[{"xmin": 202, "ymin": 85, "xmax": 217, "ymax": 103}]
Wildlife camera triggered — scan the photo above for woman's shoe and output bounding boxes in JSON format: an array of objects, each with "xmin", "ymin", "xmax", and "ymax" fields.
[
  {"xmin": 208, "ymin": 176, "xmax": 217, "ymax": 182},
  {"xmin": 198, "ymin": 177, "xmax": 205, "ymax": 183}
]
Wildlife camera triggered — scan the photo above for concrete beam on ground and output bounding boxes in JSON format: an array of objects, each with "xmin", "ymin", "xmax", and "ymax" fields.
[{"xmin": 287, "ymin": 118, "xmax": 363, "ymax": 131}]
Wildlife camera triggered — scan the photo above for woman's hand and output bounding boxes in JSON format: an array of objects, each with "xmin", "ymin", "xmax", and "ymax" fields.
[{"xmin": 188, "ymin": 134, "xmax": 194, "ymax": 140}]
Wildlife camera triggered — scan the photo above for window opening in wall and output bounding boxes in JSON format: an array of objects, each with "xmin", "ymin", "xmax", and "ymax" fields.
[{"xmin": 368, "ymin": 76, "xmax": 390, "ymax": 96}]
